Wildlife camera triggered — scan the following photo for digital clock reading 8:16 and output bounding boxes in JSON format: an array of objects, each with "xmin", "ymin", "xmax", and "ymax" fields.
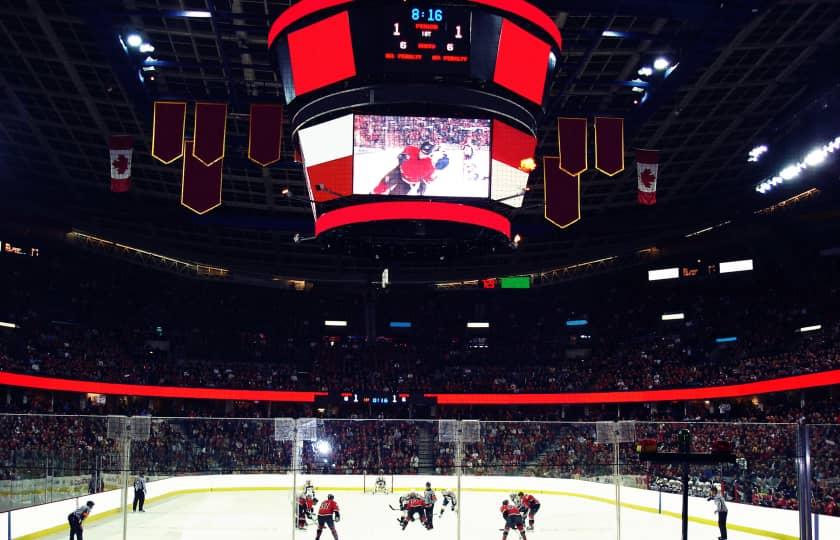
[{"xmin": 411, "ymin": 7, "xmax": 444, "ymax": 22}]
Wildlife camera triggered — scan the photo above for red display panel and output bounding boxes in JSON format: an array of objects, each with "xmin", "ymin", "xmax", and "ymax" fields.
[
  {"xmin": 490, "ymin": 119, "xmax": 536, "ymax": 207},
  {"xmin": 0, "ymin": 371, "xmax": 327, "ymax": 403},
  {"xmin": 493, "ymin": 18, "xmax": 550, "ymax": 105},
  {"xmin": 287, "ymin": 11, "xmax": 357, "ymax": 96},
  {"xmin": 315, "ymin": 201, "xmax": 511, "ymax": 238},
  {"xmin": 426, "ymin": 369, "xmax": 840, "ymax": 405}
]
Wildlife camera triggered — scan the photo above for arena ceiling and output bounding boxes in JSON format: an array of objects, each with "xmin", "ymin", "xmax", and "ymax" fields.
[{"xmin": 1, "ymin": 0, "xmax": 839, "ymax": 283}]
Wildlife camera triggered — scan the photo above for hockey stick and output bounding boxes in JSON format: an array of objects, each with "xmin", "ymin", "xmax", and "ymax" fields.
[{"xmin": 389, "ymin": 504, "xmax": 402, "ymax": 511}]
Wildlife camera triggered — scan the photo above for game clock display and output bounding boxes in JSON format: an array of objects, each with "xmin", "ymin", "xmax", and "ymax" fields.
[{"xmin": 384, "ymin": 5, "xmax": 471, "ymax": 72}]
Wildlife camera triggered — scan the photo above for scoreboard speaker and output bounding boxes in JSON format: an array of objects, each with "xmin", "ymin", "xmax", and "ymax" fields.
[{"xmin": 268, "ymin": 0, "xmax": 561, "ymax": 243}]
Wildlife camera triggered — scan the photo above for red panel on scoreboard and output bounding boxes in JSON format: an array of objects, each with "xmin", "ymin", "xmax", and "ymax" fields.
[
  {"xmin": 305, "ymin": 156, "xmax": 354, "ymax": 203},
  {"xmin": 493, "ymin": 19, "xmax": 550, "ymax": 105},
  {"xmin": 287, "ymin": 11, "xmax": 356, "ymax": 96}
]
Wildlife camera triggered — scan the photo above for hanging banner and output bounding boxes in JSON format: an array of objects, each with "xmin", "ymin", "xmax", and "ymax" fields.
[
  {"xmin": 636, "ymin": 149, "xmax": 660, "ymax": 205},
  {"xmin": 557, "ymin": 117, "xmax": 587, "ymax": 176},
  {"xmin": 594, "ymin": 117, "xmax": 624, "ymax": 176},
  {"xmin": 248, "ymin": 104, "xmax": 284, "ymax": 166},
  {"xmin": 193, "ymin": 102, "xmax": 227, "ymax": 166},
  {"xmin": 543, "ymin": 156, "xmax": 580, "ymax": 229},
  {"xmin": 151, "ymin": 102, "xmax": 186, "ymax": 164},
  {"xmin": 181, "ymin": 140, "xmax": 223, "ymax": 214},
  {"xmin": 108, "ymin": 135, "xmax": 133, "ymax": 193}
]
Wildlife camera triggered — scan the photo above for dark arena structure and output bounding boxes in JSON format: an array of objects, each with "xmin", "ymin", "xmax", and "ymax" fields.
[{"xmin": 2, "ymin": 1, "xmax": 840, "ymax": 539}]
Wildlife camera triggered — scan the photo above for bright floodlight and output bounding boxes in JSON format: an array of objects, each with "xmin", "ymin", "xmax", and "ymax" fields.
[
  {"xmin": 637, "ymin": 66, "xmax": 653, "ymax": 77},
  {"xmin": 804, "ymin": 148, "xmax": 827, "ymax": 167},
  {"xmin": 648, "ymin": 267, "xmax": 679, "ymax": 281},
  {"xmin": 779, "ymin": 164, "xmax": 800, "ymax": 180},
  {"xmin": 653, "ymin": 58, "xmax": 670, "ymax": 70},
  {"xmin": 139, "ymin": 43, "xmax": 155, "ymax": 53},
  {"xmin": 126, "ymin": 34, "xmax": 143, "ymax": 48},
  {"xmin": 315, "ymin": 440, "xmax": 332, "ymax": 456}
]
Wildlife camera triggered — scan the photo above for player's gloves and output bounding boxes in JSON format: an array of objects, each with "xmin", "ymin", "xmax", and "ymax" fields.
[
  {"xmin": 334, "ymin": 512, "xmax": 341, "ymax": 522},
  {"xmin": 398, "ymin": 153, "xmax": 410, "ymax": 163}
]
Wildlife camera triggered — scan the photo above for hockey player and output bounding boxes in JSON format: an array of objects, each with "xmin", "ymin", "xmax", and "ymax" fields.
[
  {"xmin": 297, "ymin": 492, "xmax": 309, "ymax": 530},
  {"xmin": 374, "ymin": 469, "xmax": 388, "ymax": 494},
  {"xmin": 517, "ymin": 492, "xmax": 541, "ymax": 531},
  {"xmin": 500, "ymin": 499, "xmax": 527, "ymax": 540},
  {"xmin": 423, "ymin": 482, "xmax": 437, "ymax": 529},
  {"xmin": 304, "ymin": 480, "xmax": 316, "ymax": 499},
  {"xmin": 440, "ymin": 489, "xmax": 457, "ymax": 516},
  {"xmin": 400, "ymin": 492, "xmax": 427, "ymax": 530},
  {"xmin": 316, "ymin": 494, "xmax": 340, "ymax": 540},
  {"xmin": 509, "ymin": 492, "xmax": 522, "ymax": 507}
]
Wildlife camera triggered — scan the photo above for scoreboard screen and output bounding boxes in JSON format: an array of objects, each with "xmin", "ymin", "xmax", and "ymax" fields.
[{"xmin": 384, "ymin": 5, "xmax": 471, "ymax": 72}]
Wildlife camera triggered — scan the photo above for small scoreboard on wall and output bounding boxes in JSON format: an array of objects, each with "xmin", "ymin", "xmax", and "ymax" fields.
[{"xmin": 268, "ymin": 0, "xmax": 562, "ymax": 243}]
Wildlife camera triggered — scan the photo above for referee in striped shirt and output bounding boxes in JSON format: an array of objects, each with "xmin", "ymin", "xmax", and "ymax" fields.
[
  {"xmin": 133, "ymin": 472, "xmax": 147, "ymax": 512},
  {"xmin": 707, "ymin": 486, "xmax": 728, "ymax": 540}
]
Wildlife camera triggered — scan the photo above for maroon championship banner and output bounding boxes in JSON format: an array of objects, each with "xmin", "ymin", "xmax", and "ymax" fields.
[
  {"xmin": 248, "ymin": 104, "xmax": 284, "ymax": 166},
  {"xmin": 556, "ymin": 117, "xmax": 588, "ymax": 176},
  {"xmin": 192, "ymin": 102, "xmax": 227, "ymax": 166},
  {"xmin": 151, "ymin": 101, "xmax": 186, "ymax": 164},
  {"xmin": 594, "ymin": 116, "xmax": 624, "ymax": 176},
  {"xmin": 543, "ymin": 156, "xmax": 580, "ymax": 229},
  {"xmin": 181, "ymin": 140, "xmax": 223, "ymax": 214},
  {"xmin": 108, "ymin": 134, "xmax": 133, "ymax": 193}
]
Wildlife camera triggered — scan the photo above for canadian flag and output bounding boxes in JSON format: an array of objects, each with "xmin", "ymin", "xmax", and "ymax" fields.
[
  {"xmin": 636, "ymin": 149, "xmax": 659, "ymax": 205},
  {"xmin": 109, "ymin": 135, "xmax": 134, "ymax": 193}
]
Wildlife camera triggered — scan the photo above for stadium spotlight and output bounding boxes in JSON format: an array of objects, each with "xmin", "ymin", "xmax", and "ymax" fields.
[
  {"xmin": 0, "ymin": 321, "xmax": 18, "ymax": 329},
  {"xmin": 747, "ymin": 145, "xmax": 768, "ymax": 162},
  {"xmin": 779, "ymin": 164, "xmax": 801, "ymax": 181},
  {"xmin": 126, "ymin": 34, "xmax": 143, "ymax": 48},
  {"xmin": 637, "ymin": 66, "xmax": 653, "ymax": 77},
  {"xmin": 138, "ymin": 43, "xmax": 155, "ymax": 53},
  {"xmin": 798, "ymin": 324, "xmax": 822, "ymax": 333},
  {"xmin": 653, "ymin": 57, "xmax": 670, "ymax": 71},
  {"xmin": 804, "ymin": 147, "xmax": 827, "ymax": 167},
  {"xmin": 315, "ymin": 440, "xmax": 332, "ymax": 456},
  {"xmin": 281, "ymin": 187, "xmax": 290, "ymax": 196},
  {"xmin": 512, "ymin": 233, "xmax": 522, "ymax": 247}
]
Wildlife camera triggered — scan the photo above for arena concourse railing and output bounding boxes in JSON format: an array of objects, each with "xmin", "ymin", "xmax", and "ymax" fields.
[{"xmin": 0, "ymin": 415, "xmax": 837, "ymax": 540}]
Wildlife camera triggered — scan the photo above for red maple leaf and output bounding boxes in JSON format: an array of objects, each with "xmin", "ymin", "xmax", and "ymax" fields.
[
  {"xmin": 640, "ymin": 168, "xmax": 656, "ymax": 188},
  {"xmin": 112, "ymin": 154, "xmax": 129, "ymax": 175}
]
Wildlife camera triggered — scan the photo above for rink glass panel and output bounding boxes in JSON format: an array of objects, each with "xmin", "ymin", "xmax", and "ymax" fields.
[
  {"xmin": 462, "ymin": 421, "xmax": 617, "ymax": 539},
  {"xmin": 0, "ymin": 414, "xmax": 122, "ymax": 512},
  {"xmin": 809, "ymin": 423, "xmax": 840, "ymax": 517},
  {"xmin": 0, "ymin": 415, "xmax": 816, "ymax": 540}
]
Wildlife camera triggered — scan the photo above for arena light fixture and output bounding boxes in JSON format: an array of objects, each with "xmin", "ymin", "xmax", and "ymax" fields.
[
  {"xmin": 661, "ymin": 313, "xmax": 685, "ymax": 321},
  {"xmin": 125, "ymin": 34, "xmax": 143, "ymax": 48},
  {"xmin": 138, "ymin": 43, "xmax": 155, "ymax": 53},
  {"xmin": 715, "ymin": 336, "xmax": 737, "ymax": 343},
  {"xmin": 719, "ymin": 259, "xmax": 753, "ymax": 274},
  {"xmin": 565, "ymin": 319, "xmax": 588, "ymax": 327},
  {"xmin": 602, "ymin": 30, "xmax": 630, "ymax": 38},
  {"xmin": 747, "ymin": 145, "xmax": 768, "ymax": 162},
  {"xmin": 315, "ymin": 439, "xmax": 332, "ymax": 456},
  {"xmin": 637, "ymin": 66, "xmax": 653, "ymax": 77},
  {"xmin": 0, "ymin": 321, "xmax": 18, "ymax": 329},
  {"xmin": 389, "ymin": 321, "xmax": 412, "ymax": 328},
  {"xmin": 798, "ymin": 324, "xmax": 822, "ymax": 333},
  {"xmin": 653, "ymin": 57, "xmax": 670, "ymax": 71},
  {"xmin": 648, "ymin": 267, "xmax": 679, "ymax": 281},
  {"xmin": 176, "ymin": 10, "xmax": 212, "ymax": 18},
  {"xmin": 324, "ymin": 320, "xmax": 347, "ymax": 327},
  {"xmin": 467, "ymin": 322, "xmax": 490, "ymax": 328},
  {"xmin": 756, "ymin": 135, "xmax": 840, "ymax": 193}
]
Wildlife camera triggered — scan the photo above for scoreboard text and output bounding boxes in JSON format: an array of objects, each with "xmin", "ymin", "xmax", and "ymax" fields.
[{"xmin": 384, "ymin": 5, "xmax": 471, "ymax": 72}]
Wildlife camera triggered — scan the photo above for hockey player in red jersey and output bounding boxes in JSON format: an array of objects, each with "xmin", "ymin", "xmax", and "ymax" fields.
[
  {"xmin": 316, "ymin": 494, "xmax": 340, "ymax": 540},
  {"xmin": 500, "ymin": 499, "xmax": 527, "ymax": 540},
  {"xmin": 297, "ymin": 493, "xmax": 309, "ymax": 530},
  {"xmin": 370, "ymin": 142, "xmax": 446, "ymax": 196},
  {"xmin": 517, "ymin": 492, "xmax": 541, "ymax": 530},
  {"xmin": 399, "ymin": 493, "xmax": 428, "ymax": 530}
]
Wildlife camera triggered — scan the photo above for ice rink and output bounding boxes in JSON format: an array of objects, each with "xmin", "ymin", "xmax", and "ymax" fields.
[{"xmin": 35, "ymin": 488, "xmax": 768, "ymax": 540}]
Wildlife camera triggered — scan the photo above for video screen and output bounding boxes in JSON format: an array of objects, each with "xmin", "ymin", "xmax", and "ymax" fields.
[{"xmin": 353, "ymin": 115, "xmax": 491, "ymax": 198}]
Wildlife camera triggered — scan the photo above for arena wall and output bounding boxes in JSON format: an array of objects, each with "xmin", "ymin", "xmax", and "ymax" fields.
[{"xmin": 1, "ymin": 474, "xmax": 837, "ymax": 540}]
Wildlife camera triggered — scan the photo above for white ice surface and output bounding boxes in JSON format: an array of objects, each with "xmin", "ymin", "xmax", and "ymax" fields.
[{"xmin": 34, "ymin": 488, "xmax": 770, "ymax": 540}]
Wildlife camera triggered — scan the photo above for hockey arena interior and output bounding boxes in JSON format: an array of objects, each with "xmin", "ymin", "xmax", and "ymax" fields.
[{"xmin": 2, "ymin": 1, "xmax": 840, "ymax": 540}]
